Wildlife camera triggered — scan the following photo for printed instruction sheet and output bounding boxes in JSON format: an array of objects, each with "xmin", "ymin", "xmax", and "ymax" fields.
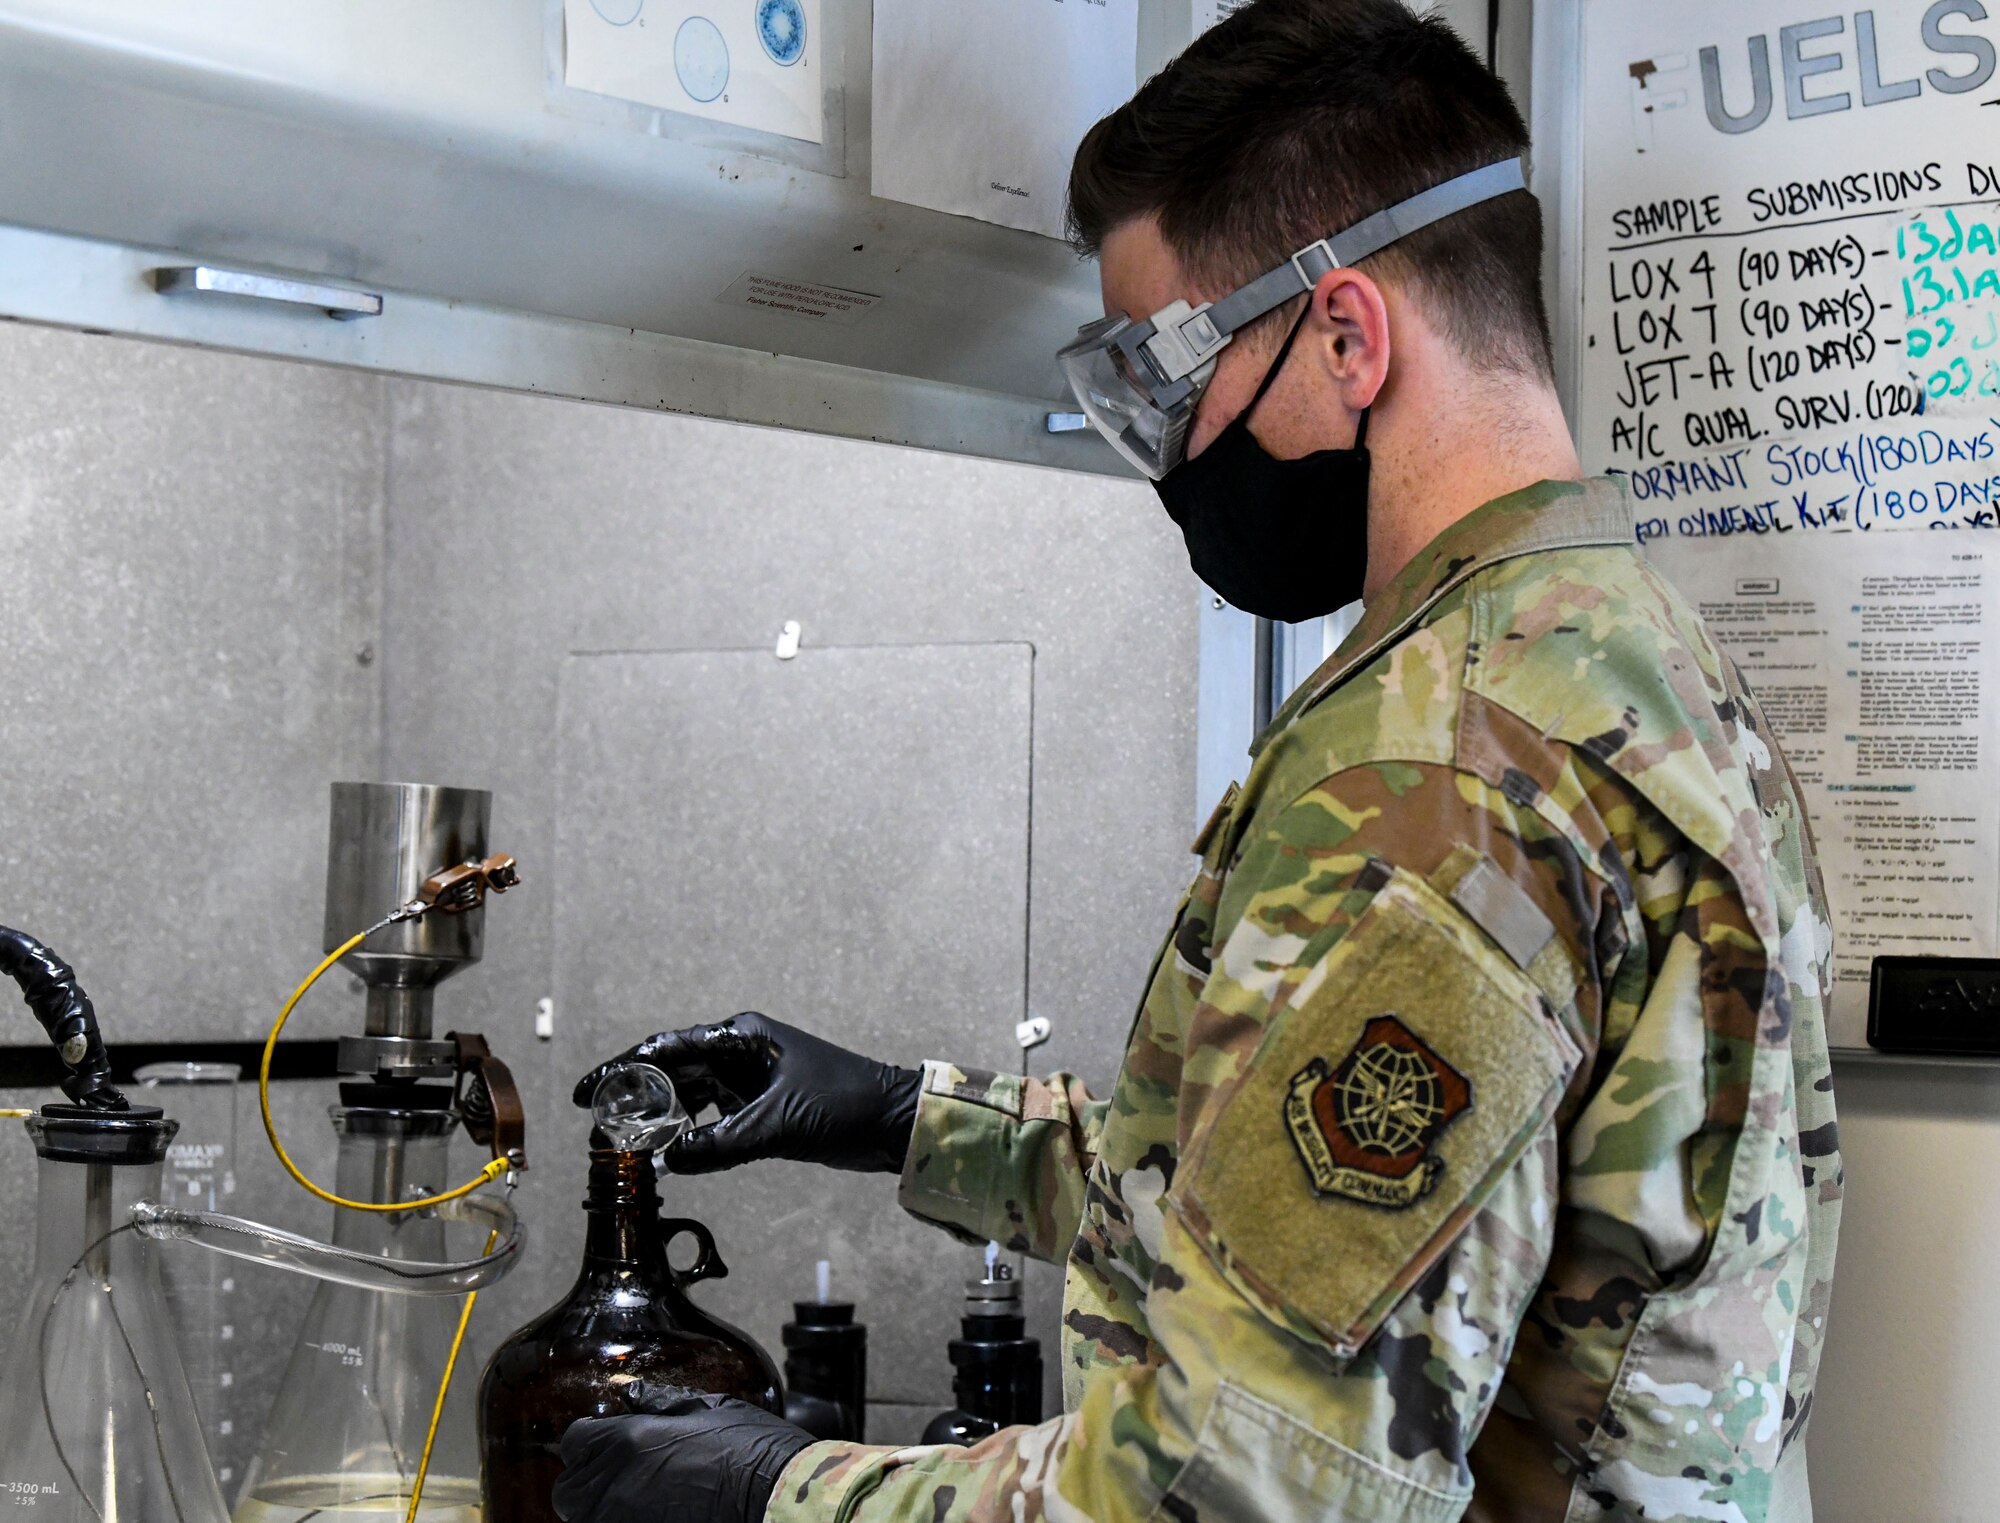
[
  {"xmin": 870, "ymin": 0, "xmax": 1138, "ymax": 240},
  {"xmin": 1650, "ymin": 530, "xmax": 2000, "ymax": 1048},
  {"xmin": 565, "ymin": 0, "xmax": 823, "ymax": 144}
]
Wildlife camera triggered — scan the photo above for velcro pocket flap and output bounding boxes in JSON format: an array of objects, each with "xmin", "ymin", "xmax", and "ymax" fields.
[{"xmin": 1174, "ymin": 866, "xmax": 1577, "ymax": 1358}]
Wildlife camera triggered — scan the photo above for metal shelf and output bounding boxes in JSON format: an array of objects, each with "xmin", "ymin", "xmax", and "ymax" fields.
[{"xmin": 0, "ymin": 0, "xmax": 1134, "ymax": 468}]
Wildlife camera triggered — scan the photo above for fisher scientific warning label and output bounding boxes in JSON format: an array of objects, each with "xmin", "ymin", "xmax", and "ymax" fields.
[{"xmin": 717, "ymin": 273, "xmax": 881, "ymax": 325}]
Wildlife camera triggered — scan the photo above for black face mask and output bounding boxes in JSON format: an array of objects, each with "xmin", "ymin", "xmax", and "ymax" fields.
[{"xmin": 1152, "ymin": 304, "xmax": 1371, "ymax": 624}]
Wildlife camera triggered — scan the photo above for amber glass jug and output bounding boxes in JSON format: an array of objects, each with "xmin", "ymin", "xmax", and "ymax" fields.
[{"xmin": 478, "ymin": 1146, "xmax": 783, "ymax": 1523}]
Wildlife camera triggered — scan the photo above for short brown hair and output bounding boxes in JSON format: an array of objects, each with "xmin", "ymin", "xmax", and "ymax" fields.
[{"xmin": 1067, "ymin": 0, "xmax": 1551, "ymax": 381}]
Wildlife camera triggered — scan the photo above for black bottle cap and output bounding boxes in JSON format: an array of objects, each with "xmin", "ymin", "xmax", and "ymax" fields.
[
  {"xmin": 790, "ymin": 1300, "xmax": 855, "ymax": 1327},
  {"xmin": 784, "ymin": 1301, "xmax": 865, "ymax": 1350}
]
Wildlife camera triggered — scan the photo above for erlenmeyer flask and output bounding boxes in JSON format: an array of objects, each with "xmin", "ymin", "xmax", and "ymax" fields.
[
  {"xmin": 0, "ymin": 1106, "xmax": 231, "ymax": 1523},
  {"xmin": 234, "ymin": 1102, "xmax": 482, "ymax": 1523}
]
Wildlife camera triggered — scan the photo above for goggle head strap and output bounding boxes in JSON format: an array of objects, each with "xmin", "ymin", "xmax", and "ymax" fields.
[{"xmin": 1201, "ymin": 157, "xmax": 1528, "ymax": 345}]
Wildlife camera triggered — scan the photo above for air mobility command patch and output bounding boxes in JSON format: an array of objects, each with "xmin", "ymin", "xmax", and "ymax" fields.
[
  {"xmin": 1176, "ymin": 869, "xmax": 1574, "ymax": 1356},
  {"xmin": 1283, "ymin": 1015, "xmax": 1473, "ymax": 1209}
]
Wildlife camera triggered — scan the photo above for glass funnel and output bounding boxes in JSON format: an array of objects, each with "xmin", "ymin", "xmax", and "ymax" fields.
[
  {"xmin": 0, "ymin": 1107, "xmax": 231, "ymax": 1523},
  {"xmin": 234, "ymin": 1103, "xmax": 481, "ymax": 1523}
]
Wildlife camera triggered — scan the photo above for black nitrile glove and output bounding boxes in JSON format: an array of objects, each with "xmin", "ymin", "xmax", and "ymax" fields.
[
  {"xmin": 553, "ymin": 1387, "xmax": 817, "ymax": 1523},
  {"xmin": 572, "ymin": 1011, "xmax": 922, "ymax": 1175}
]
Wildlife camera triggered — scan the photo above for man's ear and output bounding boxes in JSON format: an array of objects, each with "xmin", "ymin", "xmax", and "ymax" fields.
[{"xmin": 1308, "ymin": 269, "xmax": 1390, "ymax": 413}]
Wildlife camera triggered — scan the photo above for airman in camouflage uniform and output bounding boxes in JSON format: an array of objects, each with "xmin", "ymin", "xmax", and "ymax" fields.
[
  {"xmin": 555, "ymin": 3, "xmax": 1844, "ymax": 1515},
  {"xmin": 764, "ymin": 476, "xmax": 1841, "ymax": 1523}
]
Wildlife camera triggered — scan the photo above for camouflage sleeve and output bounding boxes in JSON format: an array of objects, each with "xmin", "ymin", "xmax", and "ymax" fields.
[
  {"xmin": 767, "ymin": 759, "xmax": 1616, "ymax": 1523},
  {"xmin": 898, "ymin": 1063, "xmax": 1111, "ymax": 1261},
  {"xmin": 766, "ymin": 1156, "xmax": 1557, "ymax": 1523}
]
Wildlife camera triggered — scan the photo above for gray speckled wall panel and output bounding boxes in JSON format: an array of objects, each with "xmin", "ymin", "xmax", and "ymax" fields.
[
  {"xmin": 379, "ymin": 382, "xmax": 1201, "ymax": 1408},
  {"xmin": 0, "ymin": 324, "xmax": 385, "ymax": 1030},
  {"xmin": 556, "ymin": 643, "xmax": 1031, "ymax": 1409},
  {"xmin": 0, "ymin": 324, "xmax": 385, "ymax": 1484}
]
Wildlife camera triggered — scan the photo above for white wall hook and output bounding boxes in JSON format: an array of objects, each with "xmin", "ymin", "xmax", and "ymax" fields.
[{"xmin": 1016, "ymin": 1015, "xmax": 1052, "ymax": 1052}]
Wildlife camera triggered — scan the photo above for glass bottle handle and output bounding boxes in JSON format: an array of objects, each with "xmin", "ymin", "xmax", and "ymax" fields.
[{"xmin": 660, "ymin": 1216, "xmax": 729, "ymax": 1284}]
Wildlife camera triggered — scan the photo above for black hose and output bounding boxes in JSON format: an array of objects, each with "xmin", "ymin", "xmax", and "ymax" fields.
[{"xmin": 0, "ymin": 925, "xmax": 126, "ymax": 1109}]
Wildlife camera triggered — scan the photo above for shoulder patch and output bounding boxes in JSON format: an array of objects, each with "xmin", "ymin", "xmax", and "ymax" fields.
[
  {"xmin": 1174, "ymin": 866, "xmax": 1579, "ymax": 1358},
  {"xmin": 1283, "ymin": 1016, "xmax": 1473, "ymax": 1210}
]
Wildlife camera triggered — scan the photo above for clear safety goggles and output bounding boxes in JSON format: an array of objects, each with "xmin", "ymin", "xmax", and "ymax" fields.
[{"xmin": 1056, "ymin": 159, "xmax": 1527, "ymax": 479}]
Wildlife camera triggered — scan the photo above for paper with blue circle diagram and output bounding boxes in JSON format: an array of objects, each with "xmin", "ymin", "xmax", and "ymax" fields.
[
  {"xmin": 870, "ymin": 0, "xmax": 1138, "ymax": 240},
  {"xmin": 565, "ymin": 0, "xmax": 822, "ymax": 143}
]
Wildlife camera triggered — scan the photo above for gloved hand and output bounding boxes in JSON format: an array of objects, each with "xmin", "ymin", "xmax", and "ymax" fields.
[
  {"xmin": 572, "ymin": 1011, "xmax": 923, "ymax": 1175},
  {"xmin": 553, "ymin": 1387, "xmax": 817, "ymax": 1523}
]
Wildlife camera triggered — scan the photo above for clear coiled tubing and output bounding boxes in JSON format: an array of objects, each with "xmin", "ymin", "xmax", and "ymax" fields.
[{"xmin": 130, "ymin": 1189, "xmax": 522, "ymax": 1295}]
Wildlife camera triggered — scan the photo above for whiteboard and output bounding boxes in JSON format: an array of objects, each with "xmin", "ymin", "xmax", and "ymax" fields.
[
  {"xmin": 1538, "ymin": 0, "xmax": 2000, "ymax": 1050},
  {"xmin": 1560, "ymin": 0, "xmax": 1999, "ymax": 521}
]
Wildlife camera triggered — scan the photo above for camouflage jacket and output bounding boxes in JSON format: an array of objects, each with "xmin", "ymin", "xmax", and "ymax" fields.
[{"xmin": 766, "ymin": 478, "xmax": 1842, "ymax": 1523}]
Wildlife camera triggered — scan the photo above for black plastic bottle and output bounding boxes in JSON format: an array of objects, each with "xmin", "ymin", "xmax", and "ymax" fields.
[
  {"xmin": 920, "ymin": 1252, "xmax": 1043, "ymax": 1445},
  {"xmin": 781, "ymin": 1271, "xmax": 868, "ymax": 1442}
]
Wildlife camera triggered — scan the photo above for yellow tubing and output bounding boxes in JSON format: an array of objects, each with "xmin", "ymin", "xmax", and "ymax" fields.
[
  {"xmin": 260, "ymin": 931, "xmax": 507, "ymax": 1213},
  {"xmin": 405, "ymin": 1227, "xmax": 499, "ymax": 1523}
]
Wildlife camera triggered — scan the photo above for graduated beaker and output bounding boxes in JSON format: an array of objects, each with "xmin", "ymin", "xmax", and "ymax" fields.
[{"xmin": 138, "ymin": 1060, "xmax": 245, "ymax": 1488}]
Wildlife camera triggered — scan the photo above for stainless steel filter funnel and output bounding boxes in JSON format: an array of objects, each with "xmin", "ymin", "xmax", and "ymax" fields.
[{"xmin": 324, "ymin": 781, "xmax": 492, "ymax": 1079}]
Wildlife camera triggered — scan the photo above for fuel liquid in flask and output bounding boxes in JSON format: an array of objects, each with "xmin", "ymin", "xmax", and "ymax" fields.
[
  {"xmin": 0, "ymin": 1105, "xmax": 231, "ymax": 1523},
  {"xmin": 234, "ymin": 1101, "xmax": 483, "ymax": 1523},
  {"xmin": 138, "ymin": 1061, "xmax": 244, "ymax": 1490}
]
